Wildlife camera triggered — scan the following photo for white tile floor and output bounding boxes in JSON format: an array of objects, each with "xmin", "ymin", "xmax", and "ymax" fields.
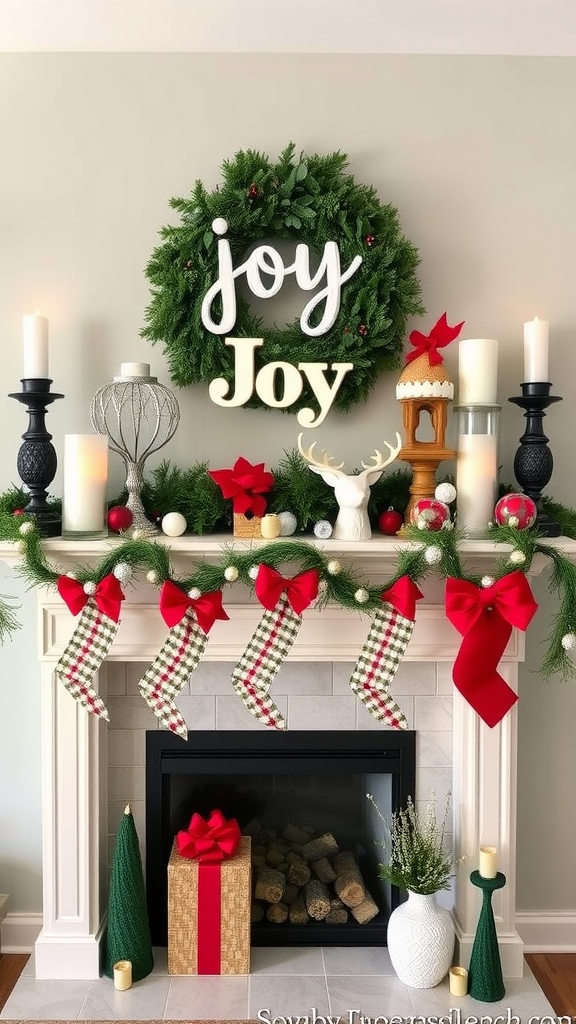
[{"xmin": 0, "ymin": 947, "xmax": 558, "ymax": 1023}]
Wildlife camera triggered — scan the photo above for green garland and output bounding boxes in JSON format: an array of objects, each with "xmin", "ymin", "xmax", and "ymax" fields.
[{"xmin": 141, "ymin": 143, "xmax": 423, "ymax": 413}]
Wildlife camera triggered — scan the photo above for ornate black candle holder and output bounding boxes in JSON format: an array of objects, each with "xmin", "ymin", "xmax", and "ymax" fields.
[
  {"xmin": 508, "ymin": 382, "xmax": 562, "ymax": 537},
  {"xmin": 8, "ymin": 378, "xmax": 64, "ymax": 536}
]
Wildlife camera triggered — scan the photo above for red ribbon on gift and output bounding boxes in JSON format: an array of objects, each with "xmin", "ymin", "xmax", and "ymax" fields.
[
  {"xmin": 209, "ymin": 457, "xmax": 274, "ymax": 517},
  {"xmin": 405, "ymin": 312, "xmax": 465, "ymax": 366},
  {"xmin": 445, "ymin": 572, "xmax": 538, "ymax": 727},
  {"xmin": 57, "ymin": 573, "xmax": 125, "ymax": 623},
  {"xmin": 159, "ymin": 580, "xmax": 229, "ymax": 634},
  {"xmin": 255, "ymin": 565, "xmax": 319, "ymax": 615},
  {"xmin": 176, "ymin": 810, "xmax": 242, "ymax": 975},
  {"xmin": 381, "ymin": 575, "xmax": 424, "ymax": 621}
]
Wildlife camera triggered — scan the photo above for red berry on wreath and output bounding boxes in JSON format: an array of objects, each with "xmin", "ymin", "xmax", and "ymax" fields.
[
  {"xmin": 358, "ymin": 324, "xmax": 368, "ymax": 336},
  {"xmin": 107, "ymin": 505, "xmax": 134, "ymax": 533},
  {"xmin": 365, "ymin": 234, "xmax": 375, "ymax": 247},
  {"xmin": 378, "ymin": 507, "xmax": 403, "ymax": 535},
  {"xmin": 248, "ymin": 183, "xmax": 260, "ymax": 200},
  {"xmin": 494, "ymin": 493, "xmax": 537, "ymax": 529},
  {"xmin": 13, "ymin": 508, "xmax": 25, "ymax": 516}
]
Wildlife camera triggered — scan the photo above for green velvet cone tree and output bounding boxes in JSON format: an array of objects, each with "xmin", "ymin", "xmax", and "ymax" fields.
[{"xmin": 103, "ymin": 804, "xmax": 154, "ymax": 982}]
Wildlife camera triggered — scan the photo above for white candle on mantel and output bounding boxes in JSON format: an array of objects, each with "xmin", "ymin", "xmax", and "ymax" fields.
[
  {"xmin": 479, "ymin": 845, "xmax": 498, "ymax": 879},
  {"xmin": 449, "ymin": 967, "xmax": 469, "ymax": 997},
  {"xmin": 62, "ymin": 434, "xmax": 109, "ymax": 536},
  {"xmin": 120, "ymin": 362, "xmax": 151, "ymax": 378},
  {"xmin": 456, "ymin": 433, "xmax": 498, "ymax": 533},
  {"xmin": 458, "ymin": 338, "xmax": 499, "ymax": 404},
  {"xmin": 524, "ymin": 317, "xmax": 549, "ymax": 382},
  {"xmin": 23, "ymin": 312, "xmax": 49, "ymax": 379}
]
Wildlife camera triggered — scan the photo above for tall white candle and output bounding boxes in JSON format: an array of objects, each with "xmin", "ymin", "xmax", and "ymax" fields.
[
  {"xmin": 456, "ymin": 433, "xmax": 498, "ymax": 534},
  {"xmin": 23, "ymin": 312, "xmax": 49, "ymax": 379},
  {"xmin": 524, "ymin": 318, "xmax": 549, "ymax": 382},
  {"xmin": 479, "ymin": 845, "xmax": 498, "ymax": 878},
  {"xmin": 62, "ymin": 435, "xmax": 109, "ymax": 537},
  {"xmin": 458, "ymin": 338, "xmax": 499, "ymax": 404}
]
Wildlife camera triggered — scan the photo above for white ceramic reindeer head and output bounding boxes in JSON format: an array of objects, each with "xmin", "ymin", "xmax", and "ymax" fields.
[{"xmin": 298, "ymin": 432, "xmax": 402, "ymax": 541}]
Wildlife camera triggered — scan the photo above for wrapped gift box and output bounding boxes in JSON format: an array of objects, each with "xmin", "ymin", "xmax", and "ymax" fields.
[
  {"xmin": 233, "ymin": 512, "xmax": 262, "ymax": 538},
  {"xmin": 168, "ymin": 835, "xmax": 251, "ymax": 975}
]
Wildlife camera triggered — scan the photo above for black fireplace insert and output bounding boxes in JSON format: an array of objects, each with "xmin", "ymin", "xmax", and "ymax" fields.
[{"xmin": 145, "ymin": 729, "xmax": 416, "ymax": 946}]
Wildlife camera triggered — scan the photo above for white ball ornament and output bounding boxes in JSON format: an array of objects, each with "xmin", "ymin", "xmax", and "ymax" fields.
[
  {"xmin": 355, "ymin": 588, "xmax": 369, "ymax": 604},
  {"xmin": 66, "ymin": 571, "xmax": 77, "ymax": 579},
  {"xmin": 113, "ymin": 562, "xmax": 133, "ymax": 584},
  {"xmin": 248, "ymin": 565, "xmax": 260, "ymax": 581},
  {"xmin": 83, "ymin": 581, "xmax": 97, "ymax": 596},
  {"xmin": 224, "ymin": 565, "xmax": 239, "ymax": 582},
  {"xmin": 424, "ymin": 545, "xmax": 442, "ymax": 565},
  {"xmin": 561, "ymin": 632, "xmax": 576, "ymax": 651},
  {"xmin": 434, "ymin": 482, "xmax": 457, "ymax": 505},
  {"xmin": 212, "ymin": 217, "xmax": 228, "ymax": 236},
  {"xmin": 481, "ymin": 575, "xmax": 495, "ymax": 588},
  {"xmin": 19, "ymin": 521, "xmax": 34, "ymax": 536},
  {"xmin": 161, "ymin": 512, "xmax": 187, "ymax": 538},
  {"xmin": 508, "ymin": 515, "xmax": 520, "ymax": 528},
  {"xmin": 314, "ymin": 520, "xmax": 333, "ymax": 539},
  {"xmin": 278, "ymin": 511, "xmax": 298, "ymax": 537},
  {"xmin": 327, "ymin": 559, "xmax": 341, "ymax": 575},
  {"xmin": 146, "ymin": 570, "xmax": 158, "ymax": 584},
  {"xmin": 509, "ymin": 549, "xmax": 526, "ymax": 565},
  {"xmin": 187, "ymin": 587, "xmax": 202, "ymax": 600}
]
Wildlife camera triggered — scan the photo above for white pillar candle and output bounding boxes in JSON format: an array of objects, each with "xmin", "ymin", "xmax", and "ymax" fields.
[
  {"xmin": 524, "ymin": 318, "xmax": 549, "ymax": 382},
  {"xmin": 456, "ymin": 433, "xmax": 498, "ymax": 534},
  {"xmin": 113, "ymin": 960, "xmax": 132, "ymax": 990},
  {"xmin": 23, "ymin": 312, "xmax": 49, "ymax": 379},
  {"xmin": 458, "ymin": 338, "xmax": 499, "ymax": 404},
  {"xmin": 120, "ymin": 362, "xmax": 151, "ymax": 378},
  {"xmin": 260, "ymin": 514, "xmax": 281, "ymax": 539},
  {"xmin": 449, "ymin": 966, "xmax": 468, "ymax": 997},
  {"xmin": 479, "ymin": 845, "xmax": 498, "ymax": 878},
  {"xmin": 62, "ymin": 434, "xmax": 109, "ymax": 538}
]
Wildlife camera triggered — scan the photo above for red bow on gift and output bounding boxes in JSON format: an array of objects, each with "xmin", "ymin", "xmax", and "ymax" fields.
[
  {"xmin": 176, "ymin": 809, "xmax": 241, "ymax": 863},
  {"xmin": 406, "ymin": 312, "xmax": 465, "ymax": 366},
  {"xmin": 445, "ymin": 572, "xmax": 538, "ymax": 727},
  {"xmin": 57, "ymin": 573, "xmax": 125, "ymax": 623},
  {"xmin": 209, "ymin": 457, "xmax": 274, "ymax": 517},
  {"xmin": 159, "ymin": 580, "xmax": 229, "ymax": 634},
  {"xmin": 381, "ymin": 575, "xmax": 424, "ymax": 621},
  {"xmin": 255, "ymin": 565, "xmax": 319, "ymax": 615}
]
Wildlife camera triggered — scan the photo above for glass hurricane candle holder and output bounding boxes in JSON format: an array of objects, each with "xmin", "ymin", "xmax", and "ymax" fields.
[{"xmin": 455, "ymin": 405, "xmax": 500, "ymax": 535}]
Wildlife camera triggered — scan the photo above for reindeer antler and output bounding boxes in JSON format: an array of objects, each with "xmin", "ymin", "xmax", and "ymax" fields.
[
  {"xmin": 297, "ymin": 433, "xmax": 345, "ymax": 473},
  {"xmin": 360, "ymin": 432, "xmax": 403, "ymax": 474}
]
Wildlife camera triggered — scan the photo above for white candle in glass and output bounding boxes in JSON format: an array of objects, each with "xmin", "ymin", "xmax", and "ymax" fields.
[
  {"xmin": 458, "ymin": 338, "xmax": 499, "ymax": 404},
  {"xmin": 23, "ymin": 312, "xmax": 49, "ymax": 379},
  {"xmin": 479, "ymin": 845, "xmax": 498, "ymax": 878},
  {"xmin": 524, "ymin": 318, "xmax": 549, "ymax": 382},
  {"xmin": 456, "ymin": 433, "xmax": 498, "ymax": 533},
  {"xmin": 62, "ymin": 434, "xmax": 109, "ymax": 537}
]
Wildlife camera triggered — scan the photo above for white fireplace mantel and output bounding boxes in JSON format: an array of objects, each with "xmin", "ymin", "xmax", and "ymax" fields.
[{"xmin": 1, "ymin": 534, "xmax": 575, "ymax": 981}]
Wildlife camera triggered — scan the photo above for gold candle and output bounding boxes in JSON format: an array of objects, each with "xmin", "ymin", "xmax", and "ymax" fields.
[
  {"xmin": 479, "ymin": 845, "xmax": 498, "ymax": 878},
  {"xmin": 113, "ymin": 959, "xmax": 132, "ymax": 990},
  {"xmin": 260, "ymin": 514, "xmax": 281, "ymax": 539},
  {"xmin": 449, "ymin": 966, "xmax": 468, "ymax": 996}
]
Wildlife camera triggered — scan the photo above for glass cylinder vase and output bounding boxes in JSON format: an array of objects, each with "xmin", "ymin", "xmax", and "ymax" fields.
[
  {"xmin": 455, "ymin": 405, "xmax": 500, "ymax": 535},
  {"xmin": 61, "ymin": 433, "xmax": 109, "ymax": 540}
]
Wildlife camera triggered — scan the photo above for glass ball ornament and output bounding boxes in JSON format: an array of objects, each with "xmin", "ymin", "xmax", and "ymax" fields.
[
  {"xmin": 434, "ymin": 482, "xmax": 457, "ymax": 505},
  {"xmin": 378, "ymin": 507, "xmax": 403, "ymax": 535},
  {"xmin": 494, "ymin": 493, "xmax": 537, "ymax": 530},
  {"xmin": 410, "ymin": 498, "xmax": 451, "ymax": 532},
  {"xmin": 107, "ymin": 505, "xmax": 133, "ymax": 534},
  {"xmin": 278, "ymin": 511, "xmax": 298, "ymax": 537},
  {"xmin": 161, "ymin": 511, "xmax": 187, "ymax": 537},
  {"xmin": 314, "ymin": 520, "xmax": 333, "ymax": 539}
]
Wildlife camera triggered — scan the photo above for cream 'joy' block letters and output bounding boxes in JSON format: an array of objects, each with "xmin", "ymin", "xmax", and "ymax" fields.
[
  {"xmin": 201, "ymin": 219, "xmax": 363, "ymax": 337},
  {"xmin": 208, "ymin": 338, "xmax": 353, "ymax": 428}
]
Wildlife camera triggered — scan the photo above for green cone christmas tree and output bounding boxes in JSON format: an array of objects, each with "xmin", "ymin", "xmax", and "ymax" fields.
[{"xmin": 103, "ymin": 804, "xmax": 154, "ymax": 982}]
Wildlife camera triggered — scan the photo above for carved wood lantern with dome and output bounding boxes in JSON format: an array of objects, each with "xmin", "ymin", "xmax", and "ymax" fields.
[{"xmin": 396, "ymin": 314, "xmax": 464, "ymax": 523}]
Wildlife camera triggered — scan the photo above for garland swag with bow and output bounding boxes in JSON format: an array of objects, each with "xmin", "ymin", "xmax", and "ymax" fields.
[{"xmin": 3, "ymin": 520, "xmax": 576, "ymax": 733}]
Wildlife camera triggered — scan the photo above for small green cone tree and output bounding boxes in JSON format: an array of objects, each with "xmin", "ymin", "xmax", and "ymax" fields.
[{"xmin": 103, "ymin": 804, "xmax": 154, "ymax": 981}]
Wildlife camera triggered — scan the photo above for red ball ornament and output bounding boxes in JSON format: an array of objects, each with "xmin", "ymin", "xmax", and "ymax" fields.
[
  {"xmin": 13, "ymin": 508, "xmax": 25, "ymax": 516},
  {"xmin": 248, "ymin": 183, "xmax": 260, "ymax": 200},
  {"xmin": 494, "ymin": 493, "xmax": 537, "ymax": 530},
  {"xmin": 410, "ymin": 498, "xmax": 451, "ymax": 531},
  {"xmin": 107, "ymin": 505, "xmax": 134, "ymax": 533},
  {"xmin": 378, "ymin": 507, "xmax": 404, "ymax": 535}
]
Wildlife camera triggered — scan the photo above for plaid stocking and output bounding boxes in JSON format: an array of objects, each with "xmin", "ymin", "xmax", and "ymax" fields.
[
  {"xmin": 138, "ymin": 609, "xmax": 208, "ymax": 739},
  {"xmin": 55, "ymin": 601, "xmax": 119, "ymax": 720}
]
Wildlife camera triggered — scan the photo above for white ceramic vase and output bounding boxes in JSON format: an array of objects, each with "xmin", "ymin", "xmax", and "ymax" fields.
[{"xmin": 386, "ymin": 890, "xmax": 455, "ymax": 989}]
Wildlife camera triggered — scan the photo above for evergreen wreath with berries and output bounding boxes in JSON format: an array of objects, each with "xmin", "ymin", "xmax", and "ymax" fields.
[{"xmin": 141, "ymin": 143, "xmax": 423, "ymax": 414}]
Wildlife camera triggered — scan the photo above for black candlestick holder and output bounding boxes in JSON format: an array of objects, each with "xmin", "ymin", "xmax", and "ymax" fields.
[
  {"xmin": 508, "ymin": 382, "xmax": 562, "ymax": 537},
  {"xmin": 8, "ymin": 378, "xmax": 64, "ymax": 537}
]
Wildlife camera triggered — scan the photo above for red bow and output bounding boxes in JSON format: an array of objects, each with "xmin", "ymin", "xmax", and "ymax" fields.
[
  {"xmin": 406, "ymin": 312, "xmax": 465, "ymax": 366},
  {"xmin": 159, "ymin": 580, "xmax": 229, "ymax": 634},
  {"xmin": 255, "ymin": 565, "xmax": 319, "ymax": 615},
  {"xmin": 57, "ymin": 573, "xmax": 125, "ymax": 623},
  {"xmin": 445, "ymin": 572, "xmax": 538, "ymax": 727},
  {"xmin": 176, "ymin": 810, "xmax": 241, "ymax": 863},
  {"xmin": 209, "ymin": 457, "xmax": 274, "ymax": 517},
  {"xmin": 381, "ymin": 575, "xmax": 424, "ymax": 621}
]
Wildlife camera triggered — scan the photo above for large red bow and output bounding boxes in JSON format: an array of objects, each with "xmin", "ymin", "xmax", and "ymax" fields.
[
  {"xmin": 255, "ymin": 565, "xmax": 319, "ymax": 614},
  {"xmin": 406, "ymin": 312, "xmax": 465, "ymax": 366},
  {"xmin": 176, "ymin": 809, "xmax": 241, "ymax": 863},
  {"xmin": 159, "ymin": 579, "xmax": 229, "ymax": 634},
  {"xmin": 57, "ymin": 573, "xmax": 125, "ymax": 623},
  {"xmin": 381, "ymin": 575, "xmax": 424, "ymax": 621},
  {"xmin": 445, "ymin": 572, "xmax": 538, "ymax": 727},
  {"xmin": 209, "ymin": 457, "xmax": 274, "ymax": 517}
]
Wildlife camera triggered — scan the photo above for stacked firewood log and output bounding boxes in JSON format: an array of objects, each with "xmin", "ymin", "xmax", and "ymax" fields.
[{"xmin": 243, "ymin": 819, "xmax": 380, "ymax": 927}]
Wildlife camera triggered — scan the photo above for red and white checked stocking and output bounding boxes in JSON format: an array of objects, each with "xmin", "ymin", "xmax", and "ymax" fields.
[
  {"xmin": 232, "ymin": 565, "xmax": 319, "ymax": 729},
  {"xmin": 349, "ymin": 576, "xmax": 423, "ymax": 729}
]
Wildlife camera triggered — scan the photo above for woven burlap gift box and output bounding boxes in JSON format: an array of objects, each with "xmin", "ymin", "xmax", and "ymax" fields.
[
  {"xmin": 167, "ymin": 835, "xmax": 251, "ymax": 975},
  {"xmin": 233, "ymin": 512, "xmax": 262, "ymax": 539}
]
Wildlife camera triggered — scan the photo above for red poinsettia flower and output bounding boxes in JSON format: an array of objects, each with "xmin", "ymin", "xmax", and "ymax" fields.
[
  {"xmin": 209, "ymin": 457, "xmax": 275, "ymax": 517},
  {"xmin": 405, "ymin": 312, "xmax": 465, "ymax": 366}
]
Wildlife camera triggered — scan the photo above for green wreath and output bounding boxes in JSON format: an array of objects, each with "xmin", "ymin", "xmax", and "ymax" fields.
[{"xmin": 142, "ymin": 143, "xmax": 423, "ymax": 414}]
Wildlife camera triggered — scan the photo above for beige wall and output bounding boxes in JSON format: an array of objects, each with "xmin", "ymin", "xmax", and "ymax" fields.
[{"xmin": 1, "ymin": 53, "xmax": 575, "ymax": 915}]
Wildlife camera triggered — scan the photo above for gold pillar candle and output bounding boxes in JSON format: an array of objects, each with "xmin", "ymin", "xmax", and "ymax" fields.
[
  {"xmin": 479, "ymin": 845, "xmax": 498, "ymax": 878},
  {"xmin": 449, "ymin": 966, "xmax": 468, "ymax": 996},
  {"xmin": 113, "ymin": 960, "xmax": 132, "ymax": 990},
  {"xmin": 260, "ymin": 514, "xmax": 281, "ymax": 539}
]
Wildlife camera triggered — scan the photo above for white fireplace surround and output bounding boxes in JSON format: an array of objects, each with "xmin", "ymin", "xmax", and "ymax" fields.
[{"xmin": 1, "ymin": 534, "xmax": 570, "ymax": 983}]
